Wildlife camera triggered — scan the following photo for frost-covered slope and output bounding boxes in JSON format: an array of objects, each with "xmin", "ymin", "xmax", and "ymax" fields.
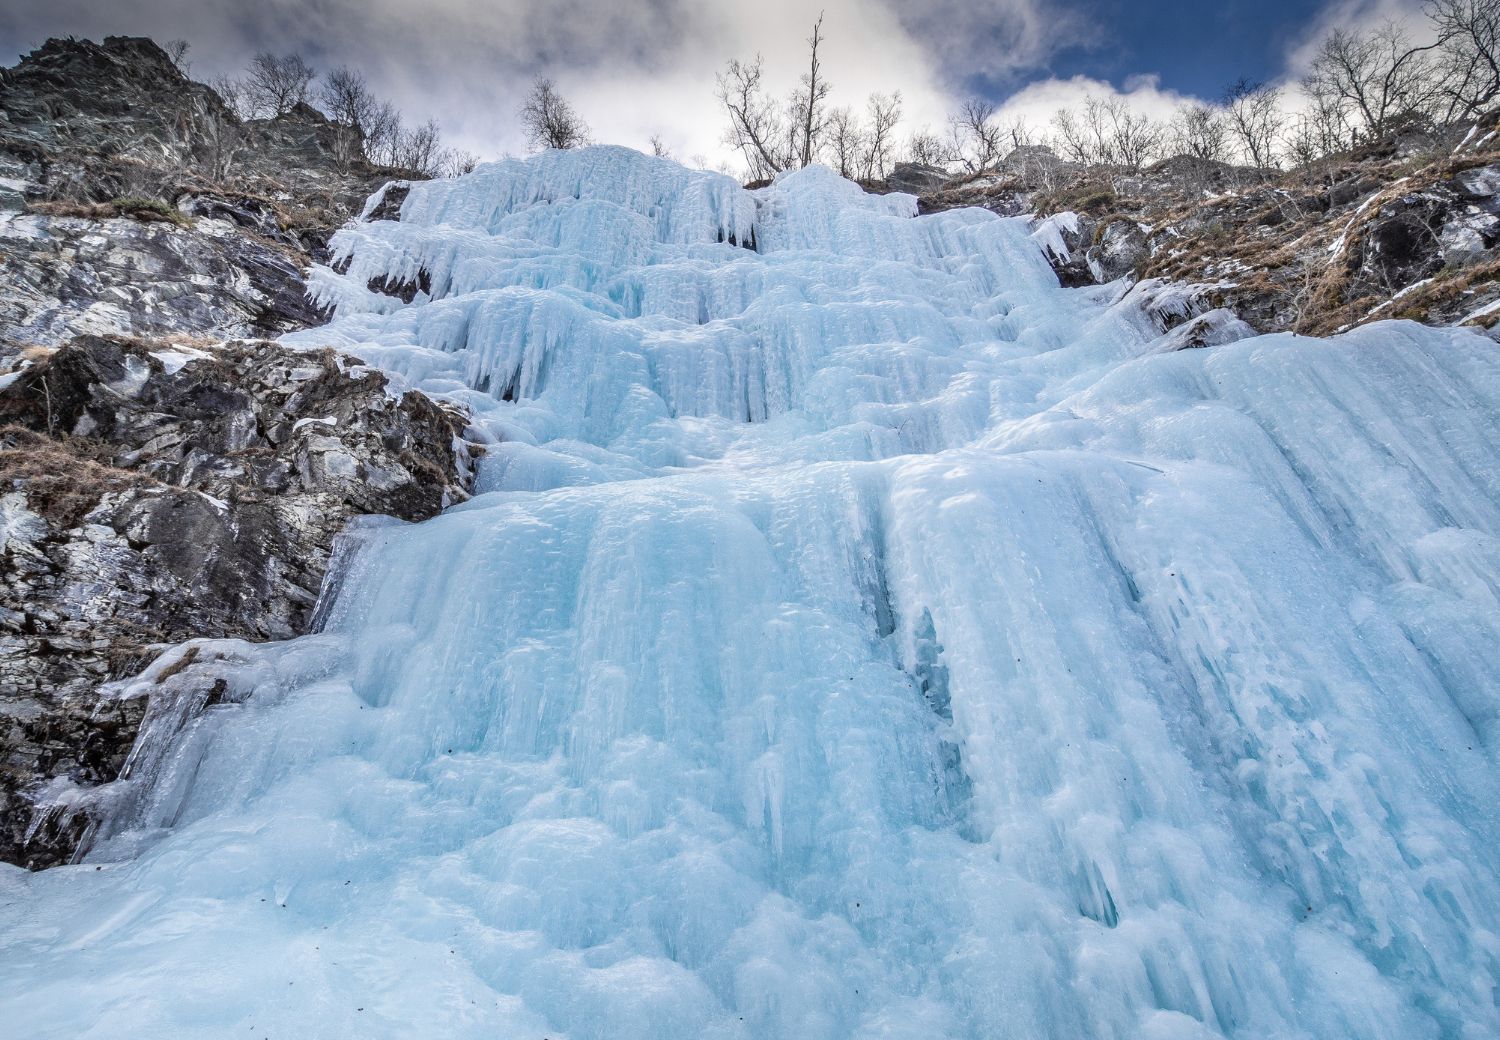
[{"xmin": 3, "ymin": 146, "xmax": 1500, "ymax": 1039}]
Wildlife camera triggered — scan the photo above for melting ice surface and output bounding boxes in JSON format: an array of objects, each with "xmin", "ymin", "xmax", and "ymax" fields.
[{"xmin": 4, "ymin": 146, "xmax": 1500, "ymax": 1039}]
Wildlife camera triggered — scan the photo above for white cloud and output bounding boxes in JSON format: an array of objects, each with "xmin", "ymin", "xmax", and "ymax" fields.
[
  {"xmin": 567, "ymin": 0, "xmax": 964, "ymax": 168},
  {"xmin": 987, "ymin": 73, "xmax": 1195, "ymax": 136},
  {"xmin": 883, "ymin": 0, "xmax": 1090, "ymax": 89},
  {"xmin": 1282, "ymin": 0, "xmax": 1430, "ymax": 78}
]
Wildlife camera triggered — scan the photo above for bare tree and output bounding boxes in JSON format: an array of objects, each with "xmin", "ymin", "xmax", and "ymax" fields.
[
  {"xmin": 1169, "ymin": 102, "xmax": 1231, "ymax": 161},
  {"xmin": 519, "ymin": 76, "xmax": 590, "ymax": 151},
  {"xmin": 392, "ymin": 118, "xmax": 444, "ymax": 175},
  {"xmin": 440, "ymin": 148, "xmax": 480, "ymax": 178},
  {"xmin": 997, "ymin": 115, "xmax": 1038, "ymax": 152},
  {"xmin": 316, "ymin": 66, "xmax": 383, "ymax": 166},
  {"xmin": 1049, "ymin": 96, "xmax": 1163, "ymax": 170},
  {"xmin": 1107, "ymin": 100, "xmax": 1165, "ymax": 168},
  {"xmin": 949, "ymin": 97, "xmax": 1004, "ymax": 173},
  {"xmin": 649, "ymin": 134, "xmax": 674, "ymax": 159},
  {"xmin": 1050, "ymin": 106, "xmax": 1090, "ymax": 164},
  {"xmin": 1224, "ymin": 79, "xmax": 1284, "ymax": 168},
  {"xmin": 792, "ymin": 13, "xmax": 832, "ymax": 167},
  {"xmin": 718, "ymin": 14, "xmax": 835, "ymax": 179},
  {"xmin": 210, "ymin": 74, "xmax": 254, "ymax": 120},
  {"xmin": 243, "ymin": 52, "xmax": 316, "ymax": 117},
  {"xmin": 906, "ymin": 128, "xmax": 951, "ymax": 167},
  {"xmin": 319, "ymin": 67, "xmax": 377, "ymax": 132},
  {"xmin": 363, "ymin": 100, "xmax": 403, "ymax": 166},
  {"xmin": 1427, "ymin": 0, "xmax": 1500, "ymax": 120},
  {"xmin": 1305, "ymin": 23, "xmax": 1439, "ymax": 140},
  {"xmin": 825, "ymin": 106, "xmax": 864, "ymax": 178},
  {"xmin": 164, "ymin": 39, "xmax": 191, "ymax": 73},
  {"xmin": 1281, "ymin": 112, "xmax": 1316, "ymax": 169},
  {"xmin": 1051, "ymin": 98, "xmax": 1118, "ymax": 165},
  {"xmin": 860, "ymin": 91, "xmax": 902, "ymax": 179},
  {"xmin": 1286, "ymin": 79, "xmax": 1354, "ymax": 165},
  {"xmin": 314, "ymin": 66, "xmax": 439, "ymax": 170},
  {"xmin": 717, "ymin": 56, "xmax": 790, "ymax": 178}
]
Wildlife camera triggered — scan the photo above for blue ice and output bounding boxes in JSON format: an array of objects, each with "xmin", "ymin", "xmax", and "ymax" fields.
[{"xmin": 3, "ymin": 146, "xmax": 1499, "ymax": 1040}]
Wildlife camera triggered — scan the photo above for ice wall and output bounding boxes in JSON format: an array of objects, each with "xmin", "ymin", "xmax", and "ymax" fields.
[{"xmin": 2, "ymin": 146, "xmax": 1499, "ymax": 1040}]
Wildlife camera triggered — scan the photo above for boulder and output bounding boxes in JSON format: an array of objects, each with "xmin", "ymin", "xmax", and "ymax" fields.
[
  {"xmin": 883, "ymin": 162, "xmax": 951, "ymax": 195},
  {"xmin": 1089, "ymin": 218, "xmax": 1150, "ymax": 283}
]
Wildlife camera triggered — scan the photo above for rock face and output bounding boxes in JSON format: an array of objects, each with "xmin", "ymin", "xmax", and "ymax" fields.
[
  {"xmin": 880, "ymin": 162, "xmax": 950, "ymax": 195},
  {"xmin": 0, "ymin": 36, "xmax": 473, "ymax": 871},
  {"xmin": 0, "ymin": 36, "xmax": 236, "ymax": 199},
  {"xmin": 1, "ymin": 209, "xmax": 326, "ymax": 345},
  {"xmin": 0, "ymin": 36, "xmax": 423, "ymax": 348},
  {"xmin": 0, "ymin": 336, "xmax": 475, "ymax": 868}
]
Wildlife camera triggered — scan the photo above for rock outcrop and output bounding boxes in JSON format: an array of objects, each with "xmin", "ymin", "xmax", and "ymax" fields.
[
  {"xmin": 902, "ymin": 124, "xmax": 1500, "ymax": 337},
  {"xmin": 1, "ymin": 207, "xmax": 326, "ymax": 345},
  {"xmin": 0, "ymin": 35, "xmax": 476, "ymax": 871},
  {"xmin": 0, "ymin": 36, "xmax": 423, "ymax": 348},
  {"xmin": 0, "ymin": 335, "xmax": 475, "ymax": 868},
  {"xmin": 880, "ymin": 162, "xmax": 950, "ymax": 196}
]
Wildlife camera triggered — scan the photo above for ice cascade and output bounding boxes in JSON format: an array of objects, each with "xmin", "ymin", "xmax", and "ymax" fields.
[{"xmin": 3, "ymin": 146, "xmax": 1500, "ymax": 1040}]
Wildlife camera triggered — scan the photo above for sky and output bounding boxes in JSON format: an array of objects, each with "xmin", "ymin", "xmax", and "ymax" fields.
[{"xmin": 0, "ymin": 0, "xmax": 1423, "ymax": 170}]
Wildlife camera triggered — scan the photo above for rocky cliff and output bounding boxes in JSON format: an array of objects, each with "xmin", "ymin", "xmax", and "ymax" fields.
[
  {"xmin": 0, "ymin": 36, "xmax": 415, "ymax": 347},
  {"xmin": 0, "ymin": 38, "xmax": 474, "ymax": 867}
]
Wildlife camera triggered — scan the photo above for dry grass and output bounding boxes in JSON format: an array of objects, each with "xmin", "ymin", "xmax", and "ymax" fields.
[
  {"xmin": 0, "ymin": 425, "xmax": 154, "ymax": 527},
  {"xmin": 26, "ymin": 200, "xmax": 117, "ymax": 220},
  {"xmin": 151, "ymin": 644, "xmax": 201, "ymax": 684},
  {"xmin": 156, "ymin": 332, "xmax": 221, "ymax": 350},
  {"xmin": 1379, "ymin": 256, "xmax": 1500, "ymax": 326},
  {"xmin": 27, "ymin": 196, "xmax": 191, "ymax": 228},
  {"xmin": 6, "ymin": 345, "xmax": 58, "ymax": 368},
  {"xmin": 1127, "ymin": 137, "xmax": 1500, "ymax": 335},
  {"xmin": 1033, "ymin": 180, "xmax": 1118, "ymax": 216},
  {"xmin": 112, "ymin": 196, "xmax": 191, "ymax": 226}
]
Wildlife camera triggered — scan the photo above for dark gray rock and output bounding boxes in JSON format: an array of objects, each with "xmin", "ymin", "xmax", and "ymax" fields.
[
  {"xmin": 1028, "ymin": 212, "xmax": 1097, "ymax": 287},
  {"xmin": 0, "ymin": 37, "xmax": 475, "ymax": 871},
  {"xmin": 1358, "ymin": 202, "xmax": 1445, "ymax": 292},
  {"xmin": 0, "ymin": 36, "xmax": 412, "ymax": 211},
  {"xmin": 1088, "ymin": 218, "xmax": 1150, "ymax": 283},
  {"xmin": 0, "ymin": 36, "xmax": 236, "ymax": 203},
  {"xmin": 883, "ymin": 162, "xmax": 951, "ymax": 195},
  {"xmin": 365, "ymin": 182, "xmax": 411, "ymax": 223},
  {"xmin": 0, "ymin": 36, "xmax": 430, "ymax": 346},
  {"xmin": 0, "ymin": 335, "xmax": 476, "ymax": 868},
  {"xmin": 0, "ymin": 210, "xmax": 328, "ymax": 345}
]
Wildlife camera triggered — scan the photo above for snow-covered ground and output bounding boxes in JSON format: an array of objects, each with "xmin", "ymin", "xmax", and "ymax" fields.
[{"xmin": 3, "ymin": 146, "xmax": 1499, "ymax": 1039}]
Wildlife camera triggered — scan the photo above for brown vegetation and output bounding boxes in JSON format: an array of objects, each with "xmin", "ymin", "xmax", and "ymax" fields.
[
  {"xmin": 26, "ymin": 196, "xmax": 191, "ymax": 227},
  {"xmin": 0, "ymin": 425, "xmax": 156, "ymax": 527}
]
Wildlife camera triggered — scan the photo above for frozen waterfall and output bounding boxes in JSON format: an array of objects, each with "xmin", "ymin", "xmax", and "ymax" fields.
[{"xmin": 3, "ymin": 146, "xmax": 1500, "ymax": 1039}]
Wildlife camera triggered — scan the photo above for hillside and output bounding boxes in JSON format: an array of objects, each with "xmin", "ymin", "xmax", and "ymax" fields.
[{"xmin": 907, "ymin": 119, "xmax": 1500, "ymax": 338}]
